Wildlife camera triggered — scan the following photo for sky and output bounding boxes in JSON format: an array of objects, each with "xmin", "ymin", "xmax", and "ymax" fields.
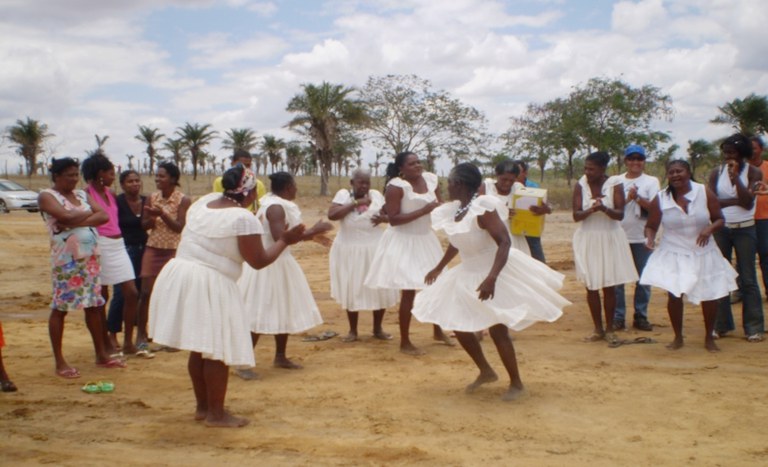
[{"xmin": 1, "ymin": 0, "xmax": 767, "ymax": 175}]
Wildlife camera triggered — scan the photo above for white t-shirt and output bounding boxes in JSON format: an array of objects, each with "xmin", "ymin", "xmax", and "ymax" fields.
[{"xmin": 618, "ymin": 172, "xmax": 660, "ymax": 243}]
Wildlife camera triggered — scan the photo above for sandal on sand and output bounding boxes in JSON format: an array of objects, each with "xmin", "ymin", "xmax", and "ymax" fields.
[
  {"xmin": 98, "ymin": 381, "xmax": 115, "ymax": 393},
  {"xmin": 608, "ymin": 336, "xmax": 657, "ymax": 348},
  {"xmin": 97, "ymin": 358, "xmax": 127, "ymax": 369},
  {"xmin": 302, "ymin": 330, "xmax": 338, "ymax": 342},
  {"xmin": 1, "ymin": 380, "xmax": 18, "ymax": 392},
  {"xmin": 134, "ymin": 349, "xmax": 156, "ymax": 359},
  {"xmin": 582, "ymin": 332, "xmax": 605, "ymax": 343},
  {"xmin": 81, "ymin": 381, "xmax": 101, "ymax": 394},
  {"xmin": 56, "ymin": 367, "xmax": 81, "ymax": 379}
]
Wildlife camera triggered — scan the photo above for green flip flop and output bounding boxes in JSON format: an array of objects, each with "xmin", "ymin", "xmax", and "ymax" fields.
[
  {"xmin": 98, "ymin": 381, "xmax": 115, "ymax": 393},
  {"xmin": 81, "ymin": 381, "xmax": 101, "ymax": 394}
]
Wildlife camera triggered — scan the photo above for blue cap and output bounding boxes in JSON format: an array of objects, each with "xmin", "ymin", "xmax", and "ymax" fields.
[{"xmin": 624, "ymin": 144, "xmax": 646, "ymax": 158}]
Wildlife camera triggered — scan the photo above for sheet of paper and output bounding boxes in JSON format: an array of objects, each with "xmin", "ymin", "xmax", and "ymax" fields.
[{"xmin": 514, "ymin": 196, "xmax": 539, "ymax": 210}]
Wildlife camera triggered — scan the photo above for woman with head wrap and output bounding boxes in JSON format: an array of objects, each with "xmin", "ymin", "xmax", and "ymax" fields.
[{"xmin": 149, "ymin": 166, "xmax": 305, "ymax": 427}]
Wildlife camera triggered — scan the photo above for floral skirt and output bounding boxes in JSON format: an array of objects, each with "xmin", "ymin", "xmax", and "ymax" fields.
[{"xmin": 51, "ymin": 255, "xmax": 105, "ymax": 312}]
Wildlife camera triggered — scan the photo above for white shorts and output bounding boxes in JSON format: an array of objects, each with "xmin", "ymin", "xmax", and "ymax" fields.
[{"xmin": 97, "ymin": 236, "xmax": 136, "ymax": 286}]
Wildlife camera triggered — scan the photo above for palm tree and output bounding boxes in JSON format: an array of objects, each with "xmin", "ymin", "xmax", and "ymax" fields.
[
  {"xmin": 175, "ymin": 123, "xmax": 217, "ymax": 180},
  {"xmin": 711, "ymin": 93, "xmax": 768, "ymax": 136},
  {"xmin": 285, "ymin": 141, "xmax": 305, "ymax": 175},
  {"xmin": 261, "ymin": 135, "xmax": 286, "ymax": 173},
  {"xmin": 135, "ymin": 125, "xmax": 166, "ymax": 175},
  {"xmin": 286, "ymin": 82, "xmax": 367, "ymax": 195},
  {"xmin": 162, "ymin": 138, "xmax": 187, "ymax": 173},
  {"xmin": 126, "ymin": 154, "xmax": 135, "ymax": 170},
  {"xmin": 221, "ymin": 128, "xmax": 259, "ymax": 154},
  {"xmin": 5, "ymin": 117, "xmax": 54, "ymax": 176}
]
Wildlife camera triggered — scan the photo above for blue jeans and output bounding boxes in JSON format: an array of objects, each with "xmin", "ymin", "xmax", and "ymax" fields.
[
  {"xmin": 525, "ymin": 236, "xmax": 546, "ymax": 263},
  {"xmin": 615, "ymin": 242, "xmax": 652, "ymax": 322},
  {"xmin": 756, "ymin": 219, "xmax": 768, "ymax": 295},
  {"xmin": 714, "ymin": 225, "xmax": 764, "ymax": 335},
  {"xmin": 107, "ymin": 244, "xmax": 144, "ymax": 333}
]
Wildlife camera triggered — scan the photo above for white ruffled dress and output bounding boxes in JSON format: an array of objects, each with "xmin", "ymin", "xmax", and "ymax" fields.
[
  {"xmin": 329, "ymin": 189, "xmax": 398, "ymax": 311},
  {"xmin": 364, "ymin": 172, "xmax": 444, "ymax": 290},
  {"xmin": 572, "ymin": 175, "xmax": 639, "ymax": 290},
  {"xmin": 483, "ymin": 179, "xmax": 531, "ymax": 255},
  {"xmin": 238, "ymin": 193, "xmax": 323, "ymax": 334},
  {"xmin": 149, "ymin": 193, "xmax": 262, "ymax": 366},
  {"xmin": 411, "ymin": 195, "xmax": 569, "ymax": 332},
  {"xmin": 640, "ymin": 182, "xmax": 738, "ymax": 304}
]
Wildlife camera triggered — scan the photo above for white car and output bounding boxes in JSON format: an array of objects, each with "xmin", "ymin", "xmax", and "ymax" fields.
[{"xmin": 0, "ymin": 179, "xmax": 39, "ymax": 213}]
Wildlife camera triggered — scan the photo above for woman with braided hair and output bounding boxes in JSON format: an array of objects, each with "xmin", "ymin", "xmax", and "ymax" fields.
[{"xmin": 412, "ymin": 163, "xmax": 568, "ymax": 401}]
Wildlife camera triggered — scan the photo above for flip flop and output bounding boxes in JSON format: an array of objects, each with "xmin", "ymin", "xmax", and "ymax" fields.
[
  {"xmin": 81, "ymin": 381, "xmax": 101, "ymax": 394},
  {"xmin": 96, "ymin": 358, "xmax": 127, "ymax": 369},
  {"xmin": 1, "ymin": 380, "xmax": 18, "ymax": 392},
  {"xmin": 56, "ymin": 367, "xmax": 81, "ymax": 379},
  {"xmin": 133, "ymin": 349, "xmax": 156, "ymax": 359},
  {"xmin": 608, "ymin": 336, "xmax": 657, "ymax": 348},
  {"xmin": 98, "ymin": 381, "xmax": 115, "ymax": 393},
  {"xmin": 302, "ymin": 330, "xmax": 338, "ymax": 342}
]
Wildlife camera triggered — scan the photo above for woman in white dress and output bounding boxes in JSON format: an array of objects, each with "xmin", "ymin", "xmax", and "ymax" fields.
[
  {"xmin": 364, "ymin": 152, "xmax": 452, "ymax": 355},
  {"xmin": 149, "ymin": 166, "xmax": 304, "ymax": 427},
  {"xmin": 328, "ymin": 169, "xmax": 398, "ymax": 342},
  {"xmin": 478, "ymin": 159, "xmax": 530, "ymax": 255},
  {"xmin": 239, "ymin": 172, "xmax": 332, "ymax": 372},
  {"xmin": 641, "ymin": 160, "xmax": 738, "ymax": 352},
  {"xmin": 572, "ymin": 151, "xmax": 638, "ymax": 344},
  {"xmin": 413, "ymin": 163, "xmax": 569, "ymax": 401}
]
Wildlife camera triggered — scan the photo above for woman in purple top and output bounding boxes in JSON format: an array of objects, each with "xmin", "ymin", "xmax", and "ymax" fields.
[{"xmin": 82, "ymin": 154, "xmax": 140, "ymax": 358}]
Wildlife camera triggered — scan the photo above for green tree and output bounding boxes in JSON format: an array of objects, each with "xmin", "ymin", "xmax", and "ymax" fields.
[
  {"xmin": 175, "ymin": 123, "xmax": 217, "ymax": 180},
  {"xmin": 686, "ymin": 139, "xmax": 718, "ymax": 179},
  {"xmin": 572, "ymin": 77, "xmax": 673, "ymax": 170},
  {"xmin": 361, "ymin": 74, "xmax": 490, "ymax": 166},
  {"xmin": 286, "ymin": 82, "xmax": 367, "ymax": 195},
  {"xmin": 221, "ymin": 128, "xmax": 259, "ymax": 171},
  {"xmin": 162, "ymin": 138, "xmax": 187, "ymax": 173},
  {"xmin": 285, "ymin": 141, "xmax": 306, "ymax": 175},
  {"xmin": 6, "ymin": 117, "xmax": 54, "ymax": 176},
  {"xmin": 711, "ymin": 93, "xmax": 768, "ymax": 136},
  {"xmin": 261, "ymin": 135, "xmax": 286, "ymax": 173},
  {"xmin": 135, "ymin": 125, "xmax": 165, "ymax": 175}
]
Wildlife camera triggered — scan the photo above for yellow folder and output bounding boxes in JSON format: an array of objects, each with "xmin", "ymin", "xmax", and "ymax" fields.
[{"xmin": 510, "ymin": 187, "xmax": 547, "ymax": 237}]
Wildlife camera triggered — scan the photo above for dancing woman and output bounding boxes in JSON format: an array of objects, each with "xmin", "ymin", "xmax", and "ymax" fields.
[
  {"xmin": 412, "ymin": 163, "xmax": 568, "ymax": 400},
  {"xmin": 364, "ymin": 152, "xmax": 452, "ymax": 355},
  {"xmin": 641, "ymin": 160, "xmax": 737, "ymax": 351}
]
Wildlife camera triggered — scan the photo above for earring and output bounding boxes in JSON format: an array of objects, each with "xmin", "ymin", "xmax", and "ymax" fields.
[{"xmin": 99, "ymin": 177, "xmax": 104, "ymax": 185}]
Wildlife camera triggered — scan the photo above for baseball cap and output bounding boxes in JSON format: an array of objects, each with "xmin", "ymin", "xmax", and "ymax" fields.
[{"xmin": 624, "ymin": 144, "xmax": 646, "ymax": 159}]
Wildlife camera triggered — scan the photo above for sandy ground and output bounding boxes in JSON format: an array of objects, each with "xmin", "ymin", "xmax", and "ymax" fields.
[{"xmin": 2, "ymin": 192, "xmax": 768, "ymax": 466}]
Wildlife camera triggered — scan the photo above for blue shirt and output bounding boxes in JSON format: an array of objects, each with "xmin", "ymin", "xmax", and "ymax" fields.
[{"xmin": 524, "ymin": 179, "xmax": 540, "ymax": 188}]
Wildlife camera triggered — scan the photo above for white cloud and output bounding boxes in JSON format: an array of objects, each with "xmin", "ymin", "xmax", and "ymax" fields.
[{"xmin": 188, "ymin": 33, "xmax": 289, "ymax": 68}]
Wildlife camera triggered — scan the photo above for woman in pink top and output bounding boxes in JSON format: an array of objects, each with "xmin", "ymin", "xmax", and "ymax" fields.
[{"xmin": 82, "ymin": 153, "xmax": 141, "ymax": 358}]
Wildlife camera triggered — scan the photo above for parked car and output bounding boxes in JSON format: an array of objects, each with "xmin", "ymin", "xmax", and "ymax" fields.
[{"xmin": 0, "ymin": 179, "xmax": 39, "ymax": 213}]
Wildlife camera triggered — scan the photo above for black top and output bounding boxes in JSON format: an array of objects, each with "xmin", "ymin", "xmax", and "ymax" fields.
[{"xmin": 116, "ymin": 194, "xmax": 148, "ymax": 246}]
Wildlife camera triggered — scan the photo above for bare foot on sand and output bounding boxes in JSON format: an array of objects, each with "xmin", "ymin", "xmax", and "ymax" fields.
[
  {"xmin": 194, "ymin": 408, "xmax": 207, "ymax": 421},
  {"xmin": 341, "ymin": 332, "xmax": 358, "ymax": 343},
  {"xmin": 205, "ymin": 411, "xmax": 249, "ymax": 428},
  {"xmin": 501, "ymin": 386, "xmax": 527, "ymax": 401},
  {"xmin": 400, "ymin": 343, "xmax": 426, "ymax": 356},
  {"xmin": 465, "ymin": 371, "xmax": 498, "ymax": 394},
  {"xmin": 434, "ymin": 333, "xmax": 456, "ymax": 347},
  {"xmin": 234, "ymin": 368, "xmax": 260, "ymax": 380},
  {"xmin": 705, "ymin": 338, "xmax": 721, "ymax": 353},
  {"xmin": 373, "ymin": 331, "xmax": 392, "ymax": 340},
  {"xmin": 274, "ymin": 356, "xmax": 303, "ymax": 369},
  {"xmin": 666, "ymin": 338, "xmax": 684, "ymax": 350},
  {"xmin": 582, "ymin": 331, "xmax": 605, "ymax": 342}
]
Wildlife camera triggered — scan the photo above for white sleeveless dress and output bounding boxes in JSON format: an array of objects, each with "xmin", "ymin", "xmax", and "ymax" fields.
[
  {"xmin": 483, "ymin": 179, "xmax": 531, "ymax": 255},
  {"xmin": 329, "ymin": 189, "xmax": 398, "ymax": 311},
  {"xmin": 149, "ymin": 193, "xmax": 263, "ymax": 366},
  {"xmin": 572, "ymin": 175, "xmax": 638, "ymax": 290},
  {"xmin": 412, "ymin": 195, "xmax": 569, "ymax": 331},
  {"xmin": 364, "ymin": 172, "xmax": 444, "ymax": 290},
  {"xmin": 640, "ymin": 183, "xmax": 738, "ymax": 304},
  {"xmin": 238, "ymin": 193, "xmax": 323, "ymax": 334}
]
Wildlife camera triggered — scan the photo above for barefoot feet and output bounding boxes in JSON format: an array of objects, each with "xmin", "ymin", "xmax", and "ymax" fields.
[
  {"xmin": 273, "ymin": 355, "xmax": 303, "ymax": 369},
  {"xmin": 400, "ymin": 343, "xmax": 426, "ymax": 356},
  {"xmin": 501, "ymin": 385, "xmax": 527, "ymax": 401},
  {"xmin": 205, "ymin": 411, "xmax": 250, "ymax": 428},
  {"xmin": 373, "ymin": 331, "xmax": 392, "ymax": 340},
  {"xmin": 705, "ymin": 338, "xmax": 721, "ymax": 353},
  {"xmin": 465, "ymin": 371, "xmax": 498, "ymax": 394},
  {"xmin": 666, "ymin": 337, "xmax": 684, "ymax": 350},
  {"xmin": 341, "ymin": 332, "xmax": 358, "ymax": 343},
  {"xmin": 583, "ymin": 330, "xmax": 605, "ymax": 342}
]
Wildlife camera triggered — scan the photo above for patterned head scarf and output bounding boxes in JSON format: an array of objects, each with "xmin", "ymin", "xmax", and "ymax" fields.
[{"xmin": 224, "ymin": 165, "xmax": 257, "ymax": 196}]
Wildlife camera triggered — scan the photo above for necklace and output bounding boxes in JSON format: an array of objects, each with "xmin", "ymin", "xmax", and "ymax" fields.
[
  {"xmin": 223, "ymin": 195, "xmax": 241, "ymax": 207},
  {"xmin": 454, "ymin": 193, "xmax": 478, "ymax": 218}
]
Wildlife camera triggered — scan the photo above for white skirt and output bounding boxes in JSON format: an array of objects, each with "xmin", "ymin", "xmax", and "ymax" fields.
[
  {"xmin": 330, "ymin": 239, "xmax": 398, "ymax": 311},
  {"xmin": 640, "ymin": 247, "xmax": 738, "ymax": 305},
  {"xmin": 238, "ymin": 251, "xmax": 323, "ymax": 334},
  {"xmin": 149, "ymin": 258, "xmax": 255, "ymax": 367},
  {"xmin": 364, "ymin": 228, "xmax": 443, "ymax": 290},
  {"xmin": 573, "ymin": 228, "xmax": 638, "ymax": 290},
  {"xmin": 412, "ymin": 249, "xmax": 569, "ymax": 332},
  {"xmin": 97, "ymin": 236, "xmax": 136, "ymax": 286}
]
